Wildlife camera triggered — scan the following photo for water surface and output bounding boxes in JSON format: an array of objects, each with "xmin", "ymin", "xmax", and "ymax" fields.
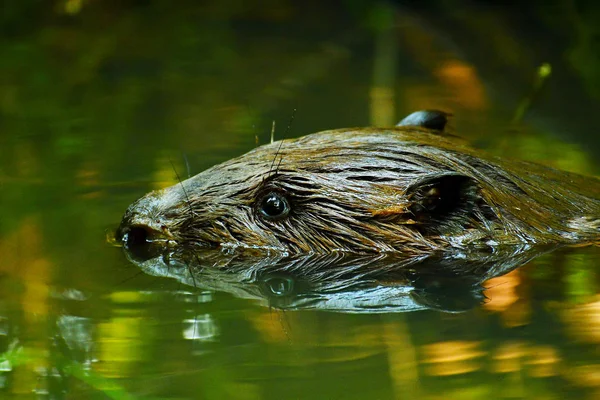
[{"xmin": 1, "ymin": 1, "xmax": 599, "ymax": 399}]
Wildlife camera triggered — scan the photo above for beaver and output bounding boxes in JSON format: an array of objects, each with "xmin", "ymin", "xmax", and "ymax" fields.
[{"xmin": 116, "ymin": 111, "xmax": 600, "ymax": 261}]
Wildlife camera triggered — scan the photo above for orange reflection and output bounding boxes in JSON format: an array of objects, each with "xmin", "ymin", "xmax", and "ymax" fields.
[
  {"xmin": 400, "ymin": 60, "xmax": 488, "ymax": 122},
  {"xmin": 434, "ymin": 60, "xmax": 488, "ymax": 111},
  {"xmin": 484, "ymin": 269, "xmax": 520, "ymax": 312},
  {"xmin": 484, "ymin": 269, "xmax": 530, "ymax": 327}
]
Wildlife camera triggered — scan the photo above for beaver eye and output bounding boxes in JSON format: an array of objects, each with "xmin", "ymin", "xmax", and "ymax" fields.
[{"xmin": 259, "ymin": 192, "xmax": 290, "ymax": 220}]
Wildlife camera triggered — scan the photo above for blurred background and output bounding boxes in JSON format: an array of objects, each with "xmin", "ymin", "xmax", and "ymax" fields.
[{"xmin": 0, "ymin": 0, "xmax": 599, "ymax": 398}]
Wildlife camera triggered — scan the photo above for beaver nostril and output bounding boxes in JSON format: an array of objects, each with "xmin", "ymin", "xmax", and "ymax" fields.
[
  {"xmin": 123, "ymin": 226, "xmax": 150, "ymax": 248},
  {"xmin": 119, "ymin": 225, "xmax": 165, "ymax": 262}
]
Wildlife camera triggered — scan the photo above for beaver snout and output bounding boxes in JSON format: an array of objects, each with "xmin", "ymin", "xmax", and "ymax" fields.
[
  {"xmin": 116, "ymin": 190, "xmax": 185, "ymax": 260},
  {"xmin": 116, "ymin": 220, "xmax": 170, "ymax": 261}
]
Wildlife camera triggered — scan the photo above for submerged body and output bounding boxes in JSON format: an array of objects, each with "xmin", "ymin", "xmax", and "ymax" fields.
[{"xmin": 117, "ymin": 118, "xmax": 600, "ymax": 260}]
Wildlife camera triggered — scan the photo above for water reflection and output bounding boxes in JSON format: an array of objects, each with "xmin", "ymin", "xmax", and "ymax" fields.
[
  {"xmin": 122, "ymin": 245, "xmax": 555, "ymax": 314},
  {"xmin": 183, "ymin": 314, "xmax": 219, "ymax": 342},
  {"xmin": 0, "ymin": 242, "xmax": 598, "ymax": 398}
]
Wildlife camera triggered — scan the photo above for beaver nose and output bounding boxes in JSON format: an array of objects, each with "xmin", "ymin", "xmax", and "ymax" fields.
[
  {"xmin": 116, "ymin": 222, "xmax": 166, "ymax": 262},
  {"xmin": 120, "ymin": 226, "xmax": 150, "ymax": 248}
]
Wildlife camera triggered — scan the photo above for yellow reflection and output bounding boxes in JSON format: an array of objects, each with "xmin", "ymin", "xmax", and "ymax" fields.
[
  {"xmin": 493, "ymin": 342, "xmax": 560, "ymax": 381},
  {"xmin": 561, "ymin": 295, "xmax": 600, "ymax": 344},
  {"xmin": 492, "ymin": 341, "xmax": 525, "ymax": 373},
  {"xmin": 110, "ymin": 291, "xmax": 148, "ymax": 304},
  {"xmin": 564, "ymin": 365, "xmax": 600, "ymax": 395},
  {"xmin": 64, "ymin": 0, "xmax": 84, "ymax": 15},
  {"xmin": 96, "ymin": 316, "xmax": 147, "ymax": 378},
  {"xmin": 0, "ymin": 218, "xmax": 51, "ymax": 394},
  {"xmin": 249, "ymin": 310, "xmax": 382, "ymax": 364},
  {"xmin": 422, "ymin": 340, "xmax": 485, "ymax": 376},
  {"xmin": 526, "ymin": 345, "xmax": 559, "ymax": 378},
  {"xmin": 0, "ymin": 218, "xmax": 50, "ymax": 319},
  {"xmin": 370, "ymin": 86, "xmax": 395, "ymax": 127},
  {"xmin": 96, "ymin": 292, "xmax": 154, "ymax": 378},
  {"xmin": 381, "ymin": 319, "xmax": 421, "ymax": 399}
]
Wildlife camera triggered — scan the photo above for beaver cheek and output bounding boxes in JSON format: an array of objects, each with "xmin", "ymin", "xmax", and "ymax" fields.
[{"xmin": 254, "ymin": 218, "xmax": 302, "ymax": 252}]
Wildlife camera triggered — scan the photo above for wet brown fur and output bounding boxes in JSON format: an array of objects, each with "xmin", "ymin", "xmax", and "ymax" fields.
[{"xmin": 119, "ymin": 127, "xmax": 600, "ymax": 257}]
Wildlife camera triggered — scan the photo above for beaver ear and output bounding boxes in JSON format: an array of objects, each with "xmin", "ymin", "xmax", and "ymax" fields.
[
  {"xmin": 406, "ymin": 173, "xmax": 479, "ymax": 233},
  {"xmin": 397, "ymin": 110, "xmax": 450, "ymax": 132}
]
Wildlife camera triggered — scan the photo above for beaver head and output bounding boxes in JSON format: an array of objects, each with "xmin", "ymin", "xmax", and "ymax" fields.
[{"xmin": 117, "ymin": 111, "xmax": 600, "ymax": 259}]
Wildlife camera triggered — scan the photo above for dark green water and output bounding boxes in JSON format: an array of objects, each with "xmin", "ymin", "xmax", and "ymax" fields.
[{"xmin": 1, "ymin": 1, "xmax": 600, "ymax": 399}]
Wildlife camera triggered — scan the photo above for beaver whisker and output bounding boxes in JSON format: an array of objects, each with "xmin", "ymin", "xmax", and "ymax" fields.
[
  {"xmin": 264, "ymin": 111, "xmax": 296, "ymax": 185},
  {"xmin": 169, "ymin": 159, "xmax": 197, "ymax": 219},
  {"xmin": 275, "ymin": 109, "xmax": 297, "ymax": 174}
]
